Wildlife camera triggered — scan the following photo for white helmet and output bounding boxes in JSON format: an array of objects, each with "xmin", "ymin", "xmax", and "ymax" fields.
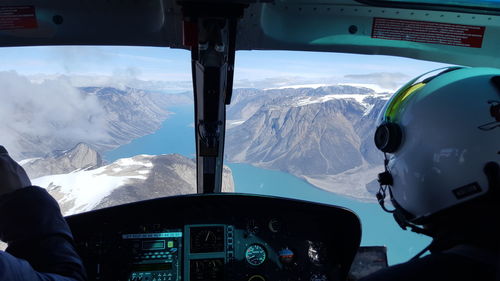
[{"xmin": 374, "ymin": 67, "xmax": 500, "ymax": 224}]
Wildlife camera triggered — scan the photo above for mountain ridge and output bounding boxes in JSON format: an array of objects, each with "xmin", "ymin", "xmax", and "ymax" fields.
[
  {"xmin": 22, "ymin": 142, "xmax": 102, "ymax": 179},
  {"xmin": 226, "ymin": 85, "xmax": 391, "ymax": 201}
]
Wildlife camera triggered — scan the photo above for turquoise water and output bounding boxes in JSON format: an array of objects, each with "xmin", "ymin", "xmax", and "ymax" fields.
[
  {"xmin": 104, "ymin": 105, "xmax": 431, "ymax": 265},
  {"xmin": 105, "ymin": 106, "xmax": 196, "ymax": 162}
]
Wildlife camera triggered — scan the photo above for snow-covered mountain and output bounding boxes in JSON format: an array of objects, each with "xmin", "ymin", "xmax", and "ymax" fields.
[
  {"xmin": 226, "ymin": 85, "xmax": 391, "ymax": 201},
  {"xmin": 32, "ymin": 153, "xmax": 234, "ymax": 216}
]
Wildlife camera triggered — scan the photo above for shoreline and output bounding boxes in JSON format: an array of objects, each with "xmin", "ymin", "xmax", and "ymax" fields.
[
  {"xmin": 301, "ymin": 175, "xmax": 376, "ymax": 203},
  {"xmin": 228, "ymin": 161, "xmax": 380, "ymax": 204}
]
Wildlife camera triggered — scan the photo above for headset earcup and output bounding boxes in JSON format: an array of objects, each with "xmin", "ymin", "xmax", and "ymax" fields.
[{"xmin": 374, "ymin": 123, "xmax": 403, "ymax": 153}]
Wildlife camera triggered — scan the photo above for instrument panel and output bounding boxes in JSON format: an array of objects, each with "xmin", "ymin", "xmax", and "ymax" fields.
[{"xmin": 66, "ymin": 193, "xmax": 361, "ymax": 281}]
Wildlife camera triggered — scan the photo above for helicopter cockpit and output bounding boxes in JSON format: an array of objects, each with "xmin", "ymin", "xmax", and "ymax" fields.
[{"xmin": 1, "ymin": 0, "xmax": 499, "ymax": 280}]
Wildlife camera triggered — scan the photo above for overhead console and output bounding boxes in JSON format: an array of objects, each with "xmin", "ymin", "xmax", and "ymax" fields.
[{"xmin": 66, "ymin": 194, "xmax": 361, "ymax": 281}]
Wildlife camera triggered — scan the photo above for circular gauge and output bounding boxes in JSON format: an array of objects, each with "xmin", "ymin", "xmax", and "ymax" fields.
[
  {"xmin": 246, "ymin": 219, "xmax": 260, "ymax": 234},
  {"xmin": 245, "ymin": 244, "xmax": 267, "ymax": 266},
  {"xmin": 190, "ymin": 227, "xmax": 225, "ymax": 253},
  {"xmin": 278, "ymin": 247, "xmax": 295, "ymax": 264},
  {"xmin": 268, "ymin": 218, "xmax": 282, "ymax": 233},
  {"xmin": 248, "ymin": 275, "xmax": 266, "ymax": 281}
]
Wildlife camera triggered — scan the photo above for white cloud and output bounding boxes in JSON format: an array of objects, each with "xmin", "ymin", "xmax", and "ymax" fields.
[
  {"xmin": 0, "ymin": 71, "xmax": 109, "ymax": 159},
  {"xmin": 344, "ymin": 72, "xmax": 410, "ymax": 91}
]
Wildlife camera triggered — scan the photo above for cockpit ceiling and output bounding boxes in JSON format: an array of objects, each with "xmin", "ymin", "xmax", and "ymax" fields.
[
  {"xmin": 359, "ymin": 0, "xmax": 500, "ymax": 11},
  {"xmin": 255, "ymin": 1, "xmax": 500, "ymax": 67},
  {"xmin": 0, "ymin": 0, "xmax": 500, "ymax": 67}
]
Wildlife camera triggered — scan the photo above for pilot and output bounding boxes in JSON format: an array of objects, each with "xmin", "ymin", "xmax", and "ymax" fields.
[
  {"xmin": 0, "ymin": 145, "xmax": 86, "ymax": 280},
  {"xmin": 361, "ymin": 67, "xmax": 500, "ymax": 281}
]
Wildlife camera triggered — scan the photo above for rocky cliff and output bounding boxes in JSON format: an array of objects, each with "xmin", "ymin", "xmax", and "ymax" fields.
[
  {"xmin": 226, "ymin": 85, "xmax": 390, "ymax": 201},
  {"xmin": 22, "ymin": 143, "xmax": 102, "ymax": 178}
]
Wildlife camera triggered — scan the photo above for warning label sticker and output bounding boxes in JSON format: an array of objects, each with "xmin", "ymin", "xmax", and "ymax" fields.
[
  {"xmin": 0, "ymin": 6, "xmax": 37, "ymax": 30},
  {"xmin": 372, "ymin": 17, "xmax": 485, "ymax": 48}
]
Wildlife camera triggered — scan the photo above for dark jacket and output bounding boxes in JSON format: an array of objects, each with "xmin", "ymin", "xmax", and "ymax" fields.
[
  {"xmin": 0, "ymin": 186, "xmax": 86, "ymax": 281},
  {"xmin": 360, "ymin": 245, "xmax": 499, "ymax": 281}
]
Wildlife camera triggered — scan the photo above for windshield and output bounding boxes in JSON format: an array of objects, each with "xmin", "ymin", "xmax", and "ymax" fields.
[{"xmin": 0, "ymin": 46, "xmax": 448, "ymax": 265}]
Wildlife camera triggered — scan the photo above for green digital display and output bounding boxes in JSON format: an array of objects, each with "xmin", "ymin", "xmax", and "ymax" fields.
[{"xmin": 142, "ymin": 240, "xmax": 165, "ymax": 250}]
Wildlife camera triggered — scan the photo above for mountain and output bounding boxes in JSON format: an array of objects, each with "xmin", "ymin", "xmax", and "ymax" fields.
[
  {"xmin": 227, "ymin": 85, "xmax": 381, "ymax": 124},
  {"xmin": 225, "ymin": 85, "xmax": 390, "ymax": 201},
  {"xmin": 21, "ymin": 143, "xmax": 102, "ymax": 179},
  {"xmin": 32, "ymin": 153, "xmax": 234, "ymax": 216},
  {"xmin": 80, "ymin": 87, "xmax": 182, "ymax": 152},
  {"xmin": 5, "ymin": 85, "xmax": 191, "ymax": 161}
]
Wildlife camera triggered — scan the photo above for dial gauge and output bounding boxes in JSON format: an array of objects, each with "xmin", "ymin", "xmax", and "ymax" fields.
[
  {"xmin": 278, "ymin": 247, "xmax": 294, "ymax": 264},
  {"xmin": 190, "ymin": 226, "xmax": 225, "ymax": 253},
  {"xmin": 268, "ymin": 218, "xmax": 282, "ymax": 233},
  {"xmin": 248, "ymin": 275, "xmax": 266, "ymax": 281},
  {"xmin": 245, "ymin": 244, "xmax": 267, "ymax": 266},
  {"xmin": 190, "ymin": 259, "xmax": 224, "ymax": 280},
  {"xmin": 246, "ymin": 219, "xmax": 260, "ymax": 234}
]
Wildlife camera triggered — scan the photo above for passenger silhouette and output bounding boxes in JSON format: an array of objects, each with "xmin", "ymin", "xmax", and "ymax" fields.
[{"xmin": 0, "ymin": 145, "xmax": 86, "ymax": 281}]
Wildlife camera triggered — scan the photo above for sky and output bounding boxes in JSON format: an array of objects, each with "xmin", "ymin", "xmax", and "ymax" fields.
[{"xmin": 0, "ymin": 46, "xmax": 450, "ymax": 92}]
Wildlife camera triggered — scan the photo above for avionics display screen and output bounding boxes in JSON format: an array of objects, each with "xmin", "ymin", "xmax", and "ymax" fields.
[
  {"xmin": 132, "ymin": 263, "xmax": 173, "ymax": 272},
  {"xmin": 142, "ymin": 240, "xmax": 166, "ymax": 250},
  {"xmin": 122, "ymin": 231, "xmax": 183, "ymax": 239},
  {"xmin": 124, "ymin": 229, "xmax": 183, "ymax": 281}
]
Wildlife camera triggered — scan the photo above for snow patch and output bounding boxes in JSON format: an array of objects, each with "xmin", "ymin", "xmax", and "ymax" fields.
[
  {"xmin": 33, "ymin": 154, "xmax": 157, "ymax": 215},
  {"xmin": 19, "ymin": 158, "xmax": 42, "ymax": 165},
  {"xmin": 265, "ymin": 83, "xmax": 332, "ymax": 90},
  {"xmin": 227, "ymin": 119, "xmax": 246, "ymax": 129},
  {"xmin": 264, "ymin": 83, "xmax": 395, "ymax": 93},
  {"xmin": 293, "ymin": 93, "xmax": 390, "ymax": 108},
  {"xmin": 363, "ymin": 103, "xmax": 375, "ymax": 117},
  {"xmin": 295, "ymin": 94, "xmax": 368, "ymax": 107},
  {"xmin": 115, "ymin": 156, "xmax": 153, "ymax": 168},
  {"xmin": 33, "ymin": 166, "xmax": 136, "ymax": 215},
  {"xmin": 338, "ymin": 83, "xmax": 395, "ymax": 93},
  {"xmin": 230, "ymin": 120, "xmax": 245, "ymax": 126}
]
